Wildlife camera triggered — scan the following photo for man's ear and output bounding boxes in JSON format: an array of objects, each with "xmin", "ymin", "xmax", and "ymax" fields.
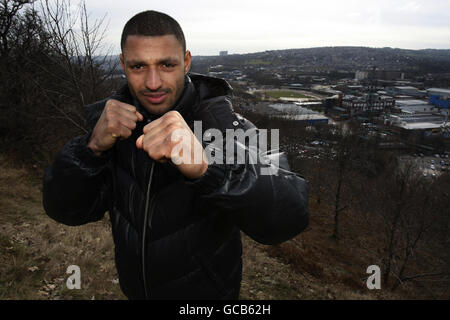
[
  {"xmin": 120, "ymin": 53, "xmax": 126, "ymax": 72},
  {"xmin": 184, "ymin": 50, "xmax": 192, "ymax": 74}
]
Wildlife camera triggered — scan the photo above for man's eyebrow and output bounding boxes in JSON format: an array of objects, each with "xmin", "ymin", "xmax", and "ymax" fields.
[
  {"xmin": 159, "ymin": 57, "xmax": 181, "ymax": 64},
  {"xmin": 126, "ymin": 57, "xmax": 181, "ymax": 65},
  {"xmin": 126, "ymin": 59, "xmax": 146, "ymax": 65}
]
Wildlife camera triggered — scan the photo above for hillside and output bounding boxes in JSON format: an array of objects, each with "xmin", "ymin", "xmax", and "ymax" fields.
[
  {"xmin": 1, "ymin": 153, "xmax": 442, "ymax": 300},
  {"xmin": 191, "ymin": 46, "xmax": 450, "ymax": 74},
  {"xmin": 101, "ymin": 47, "xmax": 450, "ymax": 79}
]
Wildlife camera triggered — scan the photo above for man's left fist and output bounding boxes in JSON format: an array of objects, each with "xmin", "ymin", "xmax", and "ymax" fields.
[{"xmin": 136, "ymin": 111, "xmax": 208, "ymax": 180}]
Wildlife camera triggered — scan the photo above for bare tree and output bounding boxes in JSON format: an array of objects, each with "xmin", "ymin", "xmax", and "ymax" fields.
[
  {"xmin": 329, "ymin": 133, "xmax": 361, "ymax": 240},
  {"xmin": 360, "ymin": 159, "xmax": 447, "ymax": 292},
  {"xmin": 0, "ymin": 0, "xmax": 35, "ymax": 55},
  {"xmin": 0, "ymin": 0, "xmax": 118, "ymax": 165},
  {"xmin": 38, "ymin": 0, "xmax": 116, "ymax": 111}
]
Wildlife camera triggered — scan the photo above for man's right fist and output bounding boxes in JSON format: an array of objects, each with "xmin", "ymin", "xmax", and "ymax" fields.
[{"xmin": 87, "ymin": 99, "xmax": 143, "ymax": 156}]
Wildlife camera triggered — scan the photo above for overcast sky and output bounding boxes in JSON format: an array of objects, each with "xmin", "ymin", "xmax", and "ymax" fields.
[{"xmin": 83, "ymin": 0, "xmax": 450, "ymax": 56}]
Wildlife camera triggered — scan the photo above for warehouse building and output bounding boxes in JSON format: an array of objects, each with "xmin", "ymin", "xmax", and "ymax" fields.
[
  {"xmin": 427, "ymin": 88, "xmax": 450, "ymax": 108},
  {"xmin": 395, "ymin": 100, "xmax": 436, "ymax": 114}
]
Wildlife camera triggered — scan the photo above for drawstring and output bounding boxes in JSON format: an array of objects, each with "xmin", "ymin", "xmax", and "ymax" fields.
[{"xmin": 142, "ymin": 160, "xmax": 155, "ymax": 299}]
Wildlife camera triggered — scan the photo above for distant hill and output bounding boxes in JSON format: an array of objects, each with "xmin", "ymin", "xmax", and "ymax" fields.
[
  {"xmin": 98, "ymin": 47, "xmax": 450, "ymax": 75},
  {"xmin": 191, "ymin": 47, "xmax": 450, "ymax": 74}
]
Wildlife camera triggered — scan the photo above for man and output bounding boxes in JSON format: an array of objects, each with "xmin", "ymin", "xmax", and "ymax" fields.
[{"xmin": 43, "ymin": 10, "xmax": 309, "ymax": 300}]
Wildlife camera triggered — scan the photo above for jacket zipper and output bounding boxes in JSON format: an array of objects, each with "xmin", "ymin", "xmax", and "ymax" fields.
[{"xmin": 142, "ymin": 160, "xmax": 156, "ymax": 299}]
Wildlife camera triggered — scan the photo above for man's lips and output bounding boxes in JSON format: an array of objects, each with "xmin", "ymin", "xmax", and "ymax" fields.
[{"xmin": 143, "ymin": 93, "xmax": 168, "ymax": 104}]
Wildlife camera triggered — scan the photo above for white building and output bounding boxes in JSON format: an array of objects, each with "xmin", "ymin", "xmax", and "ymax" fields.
[
  {"xmin": 394, "ymin": 86, "xmax": 425, "ymax": 97},
  {"xmin": 355, "ymin": 71, "xmax": 368, "ymax": 81},
  {"xmin": 395, "ymin": 100, "xmax": 436, "ymax": 114},
  {"xmin": 427, "ymin": 88, "xmax": 450, "ymax": 97}
]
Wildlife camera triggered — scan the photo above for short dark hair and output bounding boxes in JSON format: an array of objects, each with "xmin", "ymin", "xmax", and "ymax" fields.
[{"xmin": 121, "ymin": 11, "xmax": 186, "ymax": 52}]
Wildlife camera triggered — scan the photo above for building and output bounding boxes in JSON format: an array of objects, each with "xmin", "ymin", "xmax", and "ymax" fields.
[
  {"xmin": 219, "ymin": 51, "xmax": 228, "ymax": 56},
  {"xmin": 280, "ymin": 114, "xmax": 329, "ymax": 125},
  {"xmin": 427, "ymin": 88, "xmax": 450, "ymax": 109},
  {"xmin": 341, "ymin": 94, "xmax": 395, "ymax": 115},
  {"xmin": 355, "ymin": 71, "xmax": 369, "ymax": 81},
  {"xmin": 355, "ymin": 70, "xmax": 405, "ymax": 81},
  {"xmin": 395, "ymin": 100, "xmax": 436, "ymax": 114},
  {"xmin": 388, "ymin": 114, "xmax": 449, "ymax": 136},
  {"xmin": 288, "ymin": 83, "xmax": 303, "ymax": 90},
  {"xmin": 268, "ymin": 103, "xmax": 329, "ymax": 125},
  {"xmin": 383, "ymin": 86, "xmax": 426, "ymax": 98},
  {"xmin": 311, "ymin": 85, "xmax": 341, "ymax": 96}
]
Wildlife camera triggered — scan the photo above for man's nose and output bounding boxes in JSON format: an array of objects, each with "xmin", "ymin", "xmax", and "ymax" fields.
[{"xmin": 145, "ymin": 69, "xmax": 162, "ymax": 91}]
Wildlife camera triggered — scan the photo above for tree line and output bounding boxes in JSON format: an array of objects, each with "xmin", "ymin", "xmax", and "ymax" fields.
[{"xmin": 0, "ymin": 0, "xmax": 119, "ymax": 165}]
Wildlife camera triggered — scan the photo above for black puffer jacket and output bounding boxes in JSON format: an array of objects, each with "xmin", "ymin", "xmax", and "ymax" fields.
[{"xmin": 43, "ymin": 73, "xmax": 309, "ymax": 300}]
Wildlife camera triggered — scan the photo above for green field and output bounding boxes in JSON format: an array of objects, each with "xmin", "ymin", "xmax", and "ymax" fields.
[
  {"xmin": 246, "ymin": 59, "xmax": 271, "ymax": 65},
  {"xmin": 264, "ymin": 90, "xmax": 312, "ymax": 99}
]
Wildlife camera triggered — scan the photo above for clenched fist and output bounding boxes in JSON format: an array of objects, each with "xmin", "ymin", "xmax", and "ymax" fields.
[
  {"xmin": 88, "ymin": 99, "xmax": 143, "ymax": 156},
  {"xmin": 136, "ymin": 111, "xmax": 208, "ymax": 180}
]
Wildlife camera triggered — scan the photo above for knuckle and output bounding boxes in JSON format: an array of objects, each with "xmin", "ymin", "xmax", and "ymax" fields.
[
  {"xmin": 130, "ymin": 113, "xmax": 139, "ymax": 122},
  {"xmin": 125, "ymin": 104, "xmax": 136, "ymax": 113},
  {"xmin": 123, "ymin": 129, "xmax": 132, "ymax": 138},
  {"xmin": 165, "ymin": 122, "xmax": 179, "ymax": 134},
  {"xmin": 105, "ymin": 107, "xmax": 116, "ymax": 119},
  {"xmin": 161, "ymin": 115, "xmax": 171, "ymax": 126},
  {"xmin": 163, "ymin": 111, "xmax": 180, "ymax": 123},
  {"xmin": 143, "ymin": 123, "xmax": 152, "ymax": 134},
  {"xmin": 107, "ymin": 121, "xmax": 118, "ymax": 132},
  {"xmin": 106, "ymin": 99, "xmax": 117, "ymax": 109},
  {"xmin": 126, "ymin": 119, "xmax": 136, "ymax": 130},
  {"xmin": 167, "ymin": 110, "xmax": 181, "ymax": 118}
]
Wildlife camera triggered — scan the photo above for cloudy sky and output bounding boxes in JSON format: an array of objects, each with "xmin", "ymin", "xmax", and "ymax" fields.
[{"xmin": 83, "ymin": 0, "xmax": 450, "ymax": 56}]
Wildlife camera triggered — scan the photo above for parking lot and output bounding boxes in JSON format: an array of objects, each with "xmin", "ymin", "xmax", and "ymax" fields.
[{"xmin": 400, "ymin": 153, "xmax": 450, "ymax": 178}]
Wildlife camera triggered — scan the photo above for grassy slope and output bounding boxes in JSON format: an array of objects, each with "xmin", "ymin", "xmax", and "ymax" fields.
[
  {"xmin": 0, "ymin": 154, "xmax": 126, "ymax": 300},
  {"xmin": 0, "ymin": 153, "xmax": 440, "ymax": 300}
]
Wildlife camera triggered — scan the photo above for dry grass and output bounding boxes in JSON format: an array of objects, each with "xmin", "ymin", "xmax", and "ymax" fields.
[
  {"xmin": 241, "ymin": 196, "xmax": 448, "ymax": 300},
  {"xmin": 0, "ymin": 153, "xmax": 447, "ymax": 300},
  {"xmin": 0, "ymin": 154, "xmax": 126, "ymax": 300}
]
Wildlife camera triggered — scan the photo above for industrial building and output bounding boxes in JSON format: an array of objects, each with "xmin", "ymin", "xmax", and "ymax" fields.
[
  {"xmin": 355, "ymin": 70, "xmax": 405, "ymax": 81},
  {"xmin": 283, "ymin": 114, "xmax": 329, "ymax": 125},
  {"xmin": 427, "ymin": 88, "xmax": 450, "ymax": 108},
  {"xmin": 385, "ymin": 86, "xmax": 426, "ymax": 98},
  {"xmin": 387, "ymin": 114, "xmax": 448, "ymax": 136},
  {"xmin": 340, "ymin": 94, "xmax": 395, "ymax": 116},
  {"xmin": 395, "ymin": 100, "xmax": 437, "ymax": 114},
  {"xmin": 268, "ymin": 103, "xmax": 330, "ymax": 125},
  {"xmin": 386, "ymin": 89, "xmax": 450, "ymax": 137}
]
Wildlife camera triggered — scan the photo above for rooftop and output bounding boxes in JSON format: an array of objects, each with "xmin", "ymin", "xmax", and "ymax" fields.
[
  {"xmin": 398, "ymin": 122, "xmax": 445, "ymax": 130},
  {"xmin": 396, "ymin": 99, "xmax": 430, "ymax": 106},
  {"xmin": 280, "ymin": 114, "xmax": 329, "ymax": 121},
  {"xmin": 395, "ymin": 86, "xmax": 419, "ymax": 90},
  {"xmin": 427, "ymin": 88, "xmax": 450, "ymax": 95}
]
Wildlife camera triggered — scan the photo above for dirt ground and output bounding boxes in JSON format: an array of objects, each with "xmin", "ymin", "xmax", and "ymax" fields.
[{"xmin": 0, "ymin": 153, "xmax": 443, "ymax": 300}]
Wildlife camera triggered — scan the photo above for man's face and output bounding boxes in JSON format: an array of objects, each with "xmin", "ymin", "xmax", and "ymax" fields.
[{"xmin": 120, "ymin": 35, "xmax": 191, "ymax": 115}]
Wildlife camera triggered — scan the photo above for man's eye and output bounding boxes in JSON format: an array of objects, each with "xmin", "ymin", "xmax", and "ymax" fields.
[
  {"xmin": 163, "ymin": 63, "xmax": 176, "ymax": 69},
  {"xmin": 131, "ymin": 64, "xmax": 144, "ymax": 70}
]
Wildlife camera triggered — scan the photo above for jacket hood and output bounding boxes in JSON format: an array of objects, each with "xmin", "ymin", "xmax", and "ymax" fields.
[{"xmin": 188, "ymin": 73, "xmax": 233, "ymax": 101}]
